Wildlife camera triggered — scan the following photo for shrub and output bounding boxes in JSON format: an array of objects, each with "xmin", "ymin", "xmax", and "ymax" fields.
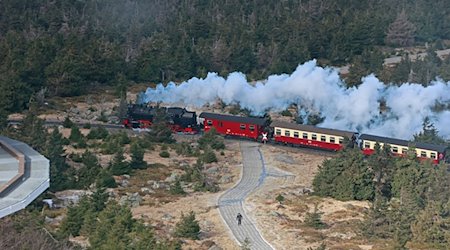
[
  {"xmin": 109, "ymin": 149, "xmax": 131, "ymax": 175},
  {"xmin": 130, "ymin": 142, "xmax": 147, "ymax": 169},
  {"xmin": 69, "ymin": 153, "xmax": 83, "ymax": 163},
  {"xmin": 101, "ymin": 132, "xmax": 130, "ymax": 154},
  {"xmin": 173, "ymin": 142, "xmax": 194, "ymax": 156},
  {"xmin": 170, "ymin": 180, "xmax": 186, "ymax": 195},
  {"xmin": 69, "ymin": 126, "xmax": 84, "ymax": 143},
  {"xmin": 202, "ymin": 150, "xmax": 217, "ymax": 163},
  {"xmin": 83, "ymin": 123, "xmax": 92, "ymax": 129},
  {"xmin": 159, "ymin": 151, "xmax": 170, "ymax": 158},
  {"xmin": 305, "ymin": 205, "xmax": 327, "ymax": 229},
  {"xmin": 276, "ymin": 194, "xmax": 285, "ymax": 204},
  {"xmin": 174, "ymin": 211, "xmax": 200, "ymax": 240},
  {"xmin": 97, "ymin": 111, "xmax": 108, "ymax": 123},
  {"xmin": 63, "ymin": 117, "xmax": 74, "ymax": 128},
  {"xmin": 87, "ymin": 126, "xmax": 109, "ymax": 140},
  {"xmin": 281, "ymin": 109, "xmax": 292, "ymax": 117},
  {"xmin": 96, "ymin": 170, "xmax": 117, "ymax": 188},
  {"xmin": 198, "ymin": 128, "xmax": 225, "ymax": 151}
]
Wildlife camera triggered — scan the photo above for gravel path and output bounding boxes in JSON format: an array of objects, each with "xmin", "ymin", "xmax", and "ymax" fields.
[{"xmin": 218, "ymin": 141, "xmax": 274, "ymax": 250}]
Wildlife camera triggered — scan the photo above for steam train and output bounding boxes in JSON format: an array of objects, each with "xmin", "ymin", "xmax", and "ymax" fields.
[
  {"xmin": 122, "ymin": 104, "xmax": 198, "ymax": 133},
  {"xmin": 123, "ymin": 104, "xmax": 448, "ymax": 164}
]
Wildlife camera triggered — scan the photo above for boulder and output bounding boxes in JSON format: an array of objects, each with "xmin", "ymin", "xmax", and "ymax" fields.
[{"xmin": 54, "ymin": 190, "xmax": 92, "ymax": 207}]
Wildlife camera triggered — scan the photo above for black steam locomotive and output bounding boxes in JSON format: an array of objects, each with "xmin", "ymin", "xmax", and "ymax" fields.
[{"xmin": 122, "ymin": 104, "xmax": 198, "ymax": 133}]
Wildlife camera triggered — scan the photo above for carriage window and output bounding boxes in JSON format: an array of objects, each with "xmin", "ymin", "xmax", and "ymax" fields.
[
  {"xmin": 285, "ymin": 131, "xmax": 290, "ymax": 137},
  {"xmin": 293, "ymin": 132, "xmax": 299, "ymax": 138},
  {"xmin": 276, "ymin": 129, "xmax": 281, "ymax": 135},
  {"xmin": 303, "ymin": 133, "xmax": 308, "ymax": 139},
  {"xmin": 320, "ymin": 136, "xmax": 326, "ymax": 142},
  {"xmin": 207, "ymin": 120, "xmax": 213, "ymax": 125},
  {"xmin": 392, "ymin": 147, "xmax": 398, "ymax": 153},
  {"xmin": 339, "ymin": 138, "xmax": 344, "ymax": 144},
  {"xmin": 403, "ymin": 148, "xmax": 408, "ymax": 154},
  {"xmin": 364, "ymin": 142, "xmax": 370, "ymax": 148},
  {"xmin": 240, "ymin": 124, "xmax": 246, "ymax": 130},
  {"xmin": 249, "ymin": 125, "xmax": 255, "ymax": 131},
  {"xmin": 330, "ymin": 137, "xmax": 335, "ymax": 143},
  {"xmin": 431, "ymin": 152, "xmax": 436, "ymax": 159},
  {"xmin": 311, "ymin": 134, "xmax": 317, "ymax": 140},
  {"xmin": 420, "ymin": 151, "xmax": 427, "ymax": 157}
]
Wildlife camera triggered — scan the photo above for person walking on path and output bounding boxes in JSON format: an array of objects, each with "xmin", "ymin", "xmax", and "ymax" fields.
[{"xmin": 236, "ymin": 213, "xmax": 243, "ymax": 226}]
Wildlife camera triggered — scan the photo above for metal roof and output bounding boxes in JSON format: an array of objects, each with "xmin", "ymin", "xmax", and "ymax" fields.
[
  {"xmin": 199, "ymin": 112, "xmax": 267, "ymax": 126},
  {"xmin": 271, "ymin": 120, "xmax": 355, "ymax": 138},
  {"xmin": 0, "ymin": 136, "xmax": 49, "ymax": 218},
  {"xmin": 359, "ymin": 134, "xmax": 448, "ymax": 152}
]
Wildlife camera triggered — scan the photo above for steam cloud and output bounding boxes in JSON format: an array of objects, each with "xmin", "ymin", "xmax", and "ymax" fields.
[{"xmin": 142, "ymin": 60, "xmax": 450, "ymax": 140}]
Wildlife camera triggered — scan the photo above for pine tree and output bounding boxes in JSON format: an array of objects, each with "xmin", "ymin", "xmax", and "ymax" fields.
[
  {"xmin": 170, "ymin": 179, "xmax": 186, "ymax": 195},
  {"xmin": 77, "ymin": 150, "xmax": 101, "ymax": 188},
  {"xmin": 46, "ymin": 128, "xmax": 72, "ymax": 191},
  {"xmin": 304, "ymin": 204, "xmax": 327, "ymax": 229},
  {"xmin": 96, "ymin": 169, "xmax": 117, "ymax": 188},
  {"xmin": 410, "ymin": 202, "xmax": 450, "ymax": 247},
  {"xmin": 89, "ymin": 202, "xmax": 135, "ymax": 249},
  {"xmin": 129, "ymin": 141, "xmax": 146, "ymax": 169},
  {"xmin": 413, "ymin": 118, "xmax": 446, "ymax": 144},
  {"xmin": 174, "ymin": 211, "xmax": 201, "ymax": 240},
  {"xmin": 109, "ymin": 148, "xmax": 130, "ymax": 175},
  {"xmin": 386, "ymin": 10, "xmax": 417, "ymax": 47}
]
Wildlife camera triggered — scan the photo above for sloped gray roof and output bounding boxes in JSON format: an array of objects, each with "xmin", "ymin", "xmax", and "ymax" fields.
[
  {"xmin": 199, "ymin": 112, "xmax": 267, "ymax": 126},
  {"xmin": 359, "ymin": 134, "xmax": 448, "ymax": 152},
  {"xmin": 271, "ymin": 120, "xmax": 355, "ymax": 138}
]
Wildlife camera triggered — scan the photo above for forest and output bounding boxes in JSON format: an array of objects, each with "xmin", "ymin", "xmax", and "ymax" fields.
[
  {"xmin": 313, "ymin": 122, "xmax": 450, "ymax": 249},
  {"xmin": 1, "ymin": 0, "xmax": 450, "ymax": 122},
  {"xmin": 1, "ymin": 1, "xmax": 450, "ymax": 248}
]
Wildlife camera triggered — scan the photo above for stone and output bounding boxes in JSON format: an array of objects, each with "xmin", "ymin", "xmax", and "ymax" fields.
[
  {"xmin": 205, "ymin": 166, "xmax": 219, "ymax": 175},
  {"xmin": 161, "ymin": 213, "xmax": 173, "ymax": 221},
  {"xmin": 219, "ymin": 175, "xmax": 232, "ymax": 184},
  {"xmin": 208, "ymin": 245, "xmax": 223, "ymax": 250},
  {"xmin": 140, "ymin": 187, "xmax": 154, "ymax": 194},
  {"xmin": 54, "ymin": 190, "xmax": 92, "ymax": 207},
  {"xmin": 165, "ymin": 173, "xmax": 178, "ymax": 183},
  {"xmin": 119, "ymin": 193, "xmax": 142, "ymax": 207},
  {"xmin": 200, "ymin": 220, "xmax": 215, "ymax": 232},
  {"xmin": 121, "ymin": 179, "xmax": 129, "ymax": 187}
]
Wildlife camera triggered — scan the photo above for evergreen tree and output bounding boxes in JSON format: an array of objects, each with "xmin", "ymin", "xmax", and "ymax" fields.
[
  {"xmin": 413, "ymin": 117, "xmax": 446, "ymax": 144},
  {"xmin": 77, "ymin": 150, "xmax": 102, "ymax": 189},
  {"xmin": 410, "ymin": 201, "xmax": 450, "ymax": 248},
  {"xmin": 313, "ymin": 148, "xmax": 374, "ymax": 201},
  {"xmin": 96, "ymin": 169, "xmax": 117, "ymax": 188},
  {"xmin": 109, "ymin": 148, "xmax": 131, "ymax": 175},
  {"xmin": 386, "ymin": 10, "xmax": 417, "ymax": 47},
  {"xmin": 304, "ymin": 204, "xmax": 327, "ymax": 229},
  {"xmin": 170, "ymin": 179, "xmax": 186, "ymax": 196},
  {"xmin": 46, "ymin": 128, "xmax": 72, "ymax": 191},
  {"xmin": 129, "ymin": 141, "xmax": 147, "ymax": 169},
  {"xmin": 89, "ymin": 202, "xmax": 135, "ymax": 249},
  {"xmin": 146, "ymin": 107, "xmax": 174, "ymax": 144},
  {"xmin": 174, "ymin": 211, "xmax": 201, "ymax": 240}
]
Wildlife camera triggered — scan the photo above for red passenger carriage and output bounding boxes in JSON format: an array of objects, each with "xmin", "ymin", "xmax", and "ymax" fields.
[{"xmin": 199, "ymin": 112, "xmax": 268, "ymax": 140}]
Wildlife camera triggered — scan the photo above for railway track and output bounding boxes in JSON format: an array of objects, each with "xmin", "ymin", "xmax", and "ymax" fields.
[{"xmin": 7, "ymin": 119, "xmax": 339, "ymax": 157}]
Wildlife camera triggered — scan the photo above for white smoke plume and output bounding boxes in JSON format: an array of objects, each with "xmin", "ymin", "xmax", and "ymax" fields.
[{"xmin": 142, "ymin": 60, "xmax": 450, "ymax": 140}]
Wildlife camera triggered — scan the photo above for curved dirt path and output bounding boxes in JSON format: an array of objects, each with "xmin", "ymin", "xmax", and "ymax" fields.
[{"xmin": 218, "ymin": 141, "xmax": 274, "ymax": 250}]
